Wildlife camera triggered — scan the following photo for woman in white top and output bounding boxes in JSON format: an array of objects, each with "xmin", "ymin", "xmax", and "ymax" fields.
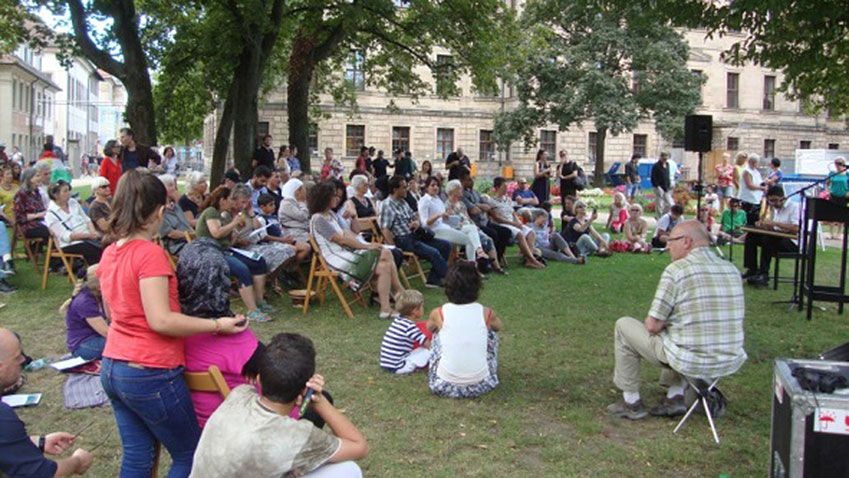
[
  {"xmin": 418, "ymin": 177, "xmax": 488, "ymax": 262},
  {"xmin": 739, "ymin": 153, "xmax": 767, "ymax": 225},
  {"xmin": 163, "ymin": 146, "xmax": 178, "ymax": 174},
  {"xmin": 426, "ymin": 262, "xmax": 502, "ymax": 398},
  {"xmin": 45, "ymin": 181, "xmax": 103, "ymax": 265}
]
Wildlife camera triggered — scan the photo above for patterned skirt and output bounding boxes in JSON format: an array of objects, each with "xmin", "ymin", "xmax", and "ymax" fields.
[
  {"xmin": 247, "ymin": 242, "xmax": 296, "ymax": 272},
  {"xmin": 428, "ymin": 331, "xmax": 499, "ymax": 399}
]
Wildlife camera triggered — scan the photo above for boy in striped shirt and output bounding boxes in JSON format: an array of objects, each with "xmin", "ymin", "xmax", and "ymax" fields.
[{"xmin": 380, "ymin": 290, "xmax": 432, "ymax": 374}]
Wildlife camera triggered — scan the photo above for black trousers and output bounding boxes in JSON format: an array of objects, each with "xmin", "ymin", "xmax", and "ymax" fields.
[
  {"xmin": 63, "ymin": 241, "xmax": 103, "ymax": 265},
  {"xmin": 744, "ymin": 233, "xmax": 796, "ymax": 273},
  {"xmin": 741, "ymin": 201, "xmax": 761, "ymax": 226},
  {"xmin": 480, "ymin": 223, "xmax": 511, "ymax": 259}
]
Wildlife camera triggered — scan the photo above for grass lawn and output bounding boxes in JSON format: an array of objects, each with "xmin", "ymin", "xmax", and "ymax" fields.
[{"xmin": 4, "ymin": 222, "xmax": 849, "ymax": 477}]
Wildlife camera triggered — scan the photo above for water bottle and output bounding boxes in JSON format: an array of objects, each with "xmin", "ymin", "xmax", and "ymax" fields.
[{"xmin": 25, "ymin": 358, "xmax": 48, "ymax": 371}]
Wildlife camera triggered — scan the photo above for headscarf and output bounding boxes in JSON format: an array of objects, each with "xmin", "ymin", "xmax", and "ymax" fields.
[{"xmin": 281, "ymin": 178, "xmax": 303, "ymax": 201}]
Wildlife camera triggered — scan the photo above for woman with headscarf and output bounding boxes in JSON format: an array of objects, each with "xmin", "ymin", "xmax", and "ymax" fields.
[{"xmin": 277, "ymin": 178, "xmax": 310, "ymax": 243}]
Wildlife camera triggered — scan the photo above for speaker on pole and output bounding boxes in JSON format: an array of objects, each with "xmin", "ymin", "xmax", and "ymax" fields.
[{"xmin": 684, "ymin": 115, "xmax": 713, "ymax": 153}]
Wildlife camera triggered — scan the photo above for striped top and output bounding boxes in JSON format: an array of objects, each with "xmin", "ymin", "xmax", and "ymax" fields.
[
  {"xmin": 380, "ymin": 317, "xmax": 427, "ymax": 371},
  {"xmin": 649, "ymin": 247, "xmax": 747, "ymax": 379}
]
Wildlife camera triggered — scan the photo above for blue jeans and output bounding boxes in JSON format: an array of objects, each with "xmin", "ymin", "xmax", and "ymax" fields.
[
  {"xmin": 225, "ymin": 253, "xmax": 268, "ymax": 287},
  {"xmin": 0, "ymin": 222, "xmax": 9, "ymax": 280},
  {"xmin": 73, "ymin": 335, "xmax": 106, "ymax": 360},
  {"xmin": 396, "ymin": 234, "xmax": 451, "ymax": 283},
  {"xmin": 100, "ymin": 358, "xmax": 201, "ymax": 478},
  {"xmin": 626, "ymin": 183, "xmax": 640, "ymax": 198}
]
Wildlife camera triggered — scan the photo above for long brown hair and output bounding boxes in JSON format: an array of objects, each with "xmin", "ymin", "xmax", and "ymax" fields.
[
  {"xmin": 108, "ymin": 170, "xmax": 167, "ymax": 238},
  {"xmin": 200, "ymin": 185, "xmax": 231, "ymax": 210}
]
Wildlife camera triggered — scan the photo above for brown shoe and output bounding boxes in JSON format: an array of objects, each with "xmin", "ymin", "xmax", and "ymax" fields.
[
  {"xmin": 649, "ymin": 395, "xmax": 687, "ymax": 417},
  {"xmin": 606, "ymin": 399, "xmax": 648, "ymax": 420}
]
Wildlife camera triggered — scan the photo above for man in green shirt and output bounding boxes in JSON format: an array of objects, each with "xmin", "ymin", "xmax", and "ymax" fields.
[{"xmin": 717, "ymin": 198, "xmax": 747, "ymax": 245}]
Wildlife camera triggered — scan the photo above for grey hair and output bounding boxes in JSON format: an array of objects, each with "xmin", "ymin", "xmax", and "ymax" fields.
[
  {"xmin": 34, "ymin": 161, "xmax": 51, "ymax": 173},
  {"xmin": 748, "ymin": 153, "xmax": 761, "ymax": 162},
  {"xmin": 157, "ymin": 174, "xmax": 177, "ymax": 188},
  {"xmin": 19, "ymin": 168, "xmax": 39, "ymax": 192},
  {"xmin": 230, "ymin": 183, "xmax": 252, "ymax": 200},
  {"xmin": 351, "ymin": 174, "xmax": 369, "ymax": 189},
  {"xmin": 445, "ymin": 179, "xmax": 463, "ymax": 196},
  {"xmin": 186, "ymin": 171, "xmax": 206, "ymax": 187}
]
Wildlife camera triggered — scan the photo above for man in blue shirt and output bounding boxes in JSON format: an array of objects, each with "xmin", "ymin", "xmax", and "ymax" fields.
[
  {"xmin": 0, "ymin": 328, "xmax": 93, "ymax": 477},
  {"xmin": 511, "ymin": 178, "xmax": 539, "ymax": 207}
]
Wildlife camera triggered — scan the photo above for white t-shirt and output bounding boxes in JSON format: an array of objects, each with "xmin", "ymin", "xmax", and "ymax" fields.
[
  {"xmin": 771, "ymin": 200, "xmax": 800, "ymax": 245},
  {"xmin": 418, "ymin": 193, "xmax": 448, "ymax": 230},
  {"xmin": 739, "ymin": 166, "xmax": 764, "ymax": 204},
  {"xmin": 653, "ymin": 213, "xmax": 680, "ymax": 239},
  {"xmin": 190, "ymin": 385, "xmax": 340, "ymax": 478}
]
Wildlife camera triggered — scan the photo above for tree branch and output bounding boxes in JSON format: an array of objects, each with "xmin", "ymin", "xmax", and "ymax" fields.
[
  {"xmin": 360, "ymin": 27, "xmax": 435, "ymax": 68},
  {"xmin": 66, "ymin": 0, "xmax": 125, "ymax": 76}
]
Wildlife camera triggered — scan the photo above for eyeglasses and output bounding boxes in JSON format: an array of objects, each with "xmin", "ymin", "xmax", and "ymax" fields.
[{"xmin": 666, "ymin": 235, "xmax": 687, "ymax": 243}]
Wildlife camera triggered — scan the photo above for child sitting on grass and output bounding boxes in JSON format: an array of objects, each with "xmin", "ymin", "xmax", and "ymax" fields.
[
  {"xmin": 379, "ymin": 290, "xmax": 432, "ymax": 374},
  {"xmin": 61, "ymin": 264, "xmax": 109, "ymax": 360},
  {"xmin": 190, "ymin": 333, "xmax": 367, "ymax": 478}
]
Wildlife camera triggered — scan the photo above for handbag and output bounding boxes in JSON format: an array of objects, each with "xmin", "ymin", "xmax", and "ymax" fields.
[
  {"xmin": 413, "ymin": 225, "xmax": 436, "ymax": 242},
  {"xmin": 574, "ymin": 168, "xmax": 588, "ymax": 190}
]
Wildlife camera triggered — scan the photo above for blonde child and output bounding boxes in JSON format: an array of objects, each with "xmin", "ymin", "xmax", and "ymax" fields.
[
  {"xmin": 606, "ymin": 192, "xmax": 629, "ymax": 233},
  {"xmin": 379, "ymin": 290, "xmax": 432, "ymax": 374}
]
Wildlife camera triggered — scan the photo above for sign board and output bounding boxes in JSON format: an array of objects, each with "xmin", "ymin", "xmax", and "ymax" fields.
[{"xmin": 795, "ymin": 149, "xmax": 849, "ymax": 176}]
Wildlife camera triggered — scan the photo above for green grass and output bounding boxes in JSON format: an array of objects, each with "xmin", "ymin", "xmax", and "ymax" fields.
[{"xmin": 4, "ymin": 229, "xmax": 849, "ymax": 477}]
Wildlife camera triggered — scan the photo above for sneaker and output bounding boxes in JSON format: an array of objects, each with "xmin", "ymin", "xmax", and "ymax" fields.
[
  {"xmin": 747, "ymin": 272, "xmax": 769, "ymax": 286},
  {"xmin": 605, "ymin": 399, "xmax": 649, "ymax": 420},
  {"xmin": 424, "ymin": 279, "xmax": 443, "ymax": 289},
  {"xmin": 246, "ymin": 309, "xmax": 272, "ymax": 323},
  {"xmin": 0, "ymin": 279, "xmax": 16, "ymax": 294},
  {"xmin": 257, "ymin": 300, "xmax": 275, "ymax": 314},
  {"xmin": 1, "ymin": 260, "xmax": 15, "ymax": 275},
  {"xmin": 379, "ymin": 311, "xmax": 393, "ymax": 320},
  {"xmin": 741, "ymin": 269, "xmax": 758, "ymax": 279},
  {"xmin": 649, "ymin": 395, "xmax": 687, "ymax": 417}
]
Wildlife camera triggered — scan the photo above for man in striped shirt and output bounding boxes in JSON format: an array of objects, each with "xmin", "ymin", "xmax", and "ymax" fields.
[{"xmin": 607, "ymin": 220, "xmax": 747, "ymax": 420}]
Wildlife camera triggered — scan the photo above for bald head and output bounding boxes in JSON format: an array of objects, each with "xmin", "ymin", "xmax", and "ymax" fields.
[
  {"xmin": 0, "ymin": 327, "xmax": 23, "ymax": 390},
  {"xmin": 674, "ymin": 220, "xmax": 712, "ymax": 247},
  {"xmin": 0, "ymin": 328, "xmax": 16, "ymax": 356}
]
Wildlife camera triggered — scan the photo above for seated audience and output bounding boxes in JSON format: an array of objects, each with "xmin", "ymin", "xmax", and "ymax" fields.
[
  {"xmin": 444, "ymin": 180, "xmax": 505, "ymax": 274},
  {"xmin": 0, "ymin": 166, "xmax": 19, "ymax": 226},
  {"xmin": 606, "ymin": 192, "xmax": 628, "ymax": 233},
  {"xmin": 623, "ymin": 203, "xmax": 650, "ymax": 253},
  {"xmin": 45, "ymin": 181, "xmax": 103, "ymax": 266},
  {"xmin": 97, "ymin": 170, "xmax": 247, "ymax": 477},
  {"xmin": 13, "ymin": 168, "xmax": 49, "ymax": 246},
  {"xmin": 177, "ymin": 238, "xmax": 262, "ymax": 428},
  {"xmin": 419, "ymin": 177, "xmax": 489, "ymax": 265},
  {"xmin": 256, "ymin": 193, "xmax": 310, "ymax": 263},
  {"xmin": 245, "ymin": 166, "xmax": 271, "ymax": 213},
  {"xmin": 87, "ymin": 176, "xmax": 112, "ymax": 235},
  {"xmin": 717, "ymin": 197, "xmax": 747, "ymax": 246},
  {"xmin": 742, "ymin": 186, "xmax": 800, "ymax": 286},
  {"xmin": 179, "ymin": 171, "xmax": 209, "ymax": 228},
  {"xmin": 651, "ymin": 204, "xmax": 684, "ymax": 249},
  {"xmin": 607, "ymin": 220, "xmax": 746, "ymax": 419},
  {"xmin": 195, "ymin": 185, "xmax": 272, "ymax": 323},
  {"xmin": 563, "ymin": 200, "xmax": 611, "ymax": 257},
  {"xmin": 380, "ymin": 176, "xmax": 451, "ymax": 288},
  {"xmin": 0, "ymin": 328, "xmax": 94, "ymax": 477},
  {"xmin": 61, "ymin": 265, "xmax": 109, "ymax": 360},
  {"xmin": 190, "ymin": 333, "xmax": 368, "ymax": 478},
  {"xmin": 380, "ymin": 290, "xmax": 431, "ymax": 374},
  {"xmin": 261, "ymin": 168, "xmax": 285, "ymax": 212},
  {"xmin": 222, "ymin": 169, "xmax": 241, "ymax": 190},
  {"xmin": 427, "ymin": 262, "xmax": 502, "ymax": 398},
  {"xmin": 310, "ymin": 181, "xmax": 405, "ymax": 319},
  {"xmin": 278, "ymin": 178, "xmax": 311, "ymax": 243},
  {"xmin": 560, "ymin": 195, "xmax": 576, "ymax": 226},
  {"xmin": 344, "ymin": 174, "xmax": 379, "ymax": 239},
  {"xmin": 530, "ymin": 209, "xmax": 581, "ymax": 263},
  {"xmin": 158, "ymin": 174, "xmax": 195, "ymax": 256},
  {"xmin": 459, "ymin": 170, "xmax": 512, "ymax": 263},
  {"xmin": 489, "ymin": 177, "xmax": 546, "ymax": 269},
  {"xmin": 231, "ymin": 184, "xmax": 295, "ymax": 285},
  {"xmin": 511, "ymin": 178, "xmax": 539, "ymax": 207}
]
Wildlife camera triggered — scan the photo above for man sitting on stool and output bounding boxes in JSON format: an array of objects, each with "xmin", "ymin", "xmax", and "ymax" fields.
[
  {"xmin": 741, "ymin": 186, "xmax": 800, "ymax": 287},
  {"xmin": 607, "ymin": 220, "xmax": 747, "ymax": 419}
]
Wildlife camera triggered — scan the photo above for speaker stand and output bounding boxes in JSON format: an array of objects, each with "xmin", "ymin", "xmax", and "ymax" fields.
[{"xmin": 696, "ymin": 151, "xmax": 704, "ymax": 223}]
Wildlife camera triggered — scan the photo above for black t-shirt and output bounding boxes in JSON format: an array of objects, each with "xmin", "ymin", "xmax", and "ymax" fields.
[
  {"xmin": 624, "ymin": 161, "xmax": 639, "ymax": 183},
  {"xmin": 178, "ymin": 194, "xmax": 200, "ymax": 218},
  {"xmin": 373, "ymin": 158, "xmax": 390, "ymax": 178},
  {"xmin": 253, "ymin": 147, "xmax": 275, "ymax": 171},
  {"xmin": 122, "ymin": 149, "xmax": 140, "ymax": 171},
  {"xmin": 446, "ymin": 153, "xmax": 471, "ymax": 181},
  {"xmin": 560, "ymin": 161, "xmax": 579, "ymax": 194},
  {"xmin": 0, "ymin": 402, "xmax": 57, "ymax": 477},
  {"xmin": 563, "ymin": 217, "xmax": 588, "ymax": 245}
]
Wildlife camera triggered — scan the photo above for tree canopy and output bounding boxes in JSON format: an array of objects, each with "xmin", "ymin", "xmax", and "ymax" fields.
[{"xmin": 494, "ymin": 0, "xmax": 703, "ymax": 184}]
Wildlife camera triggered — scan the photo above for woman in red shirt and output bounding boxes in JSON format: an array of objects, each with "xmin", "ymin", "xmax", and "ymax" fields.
[
  {"xmin": 99, "ymin": 139, "xmax": 121, "ymax": 196},
  {"xmin": 97, "ymin": 170, "xmax": 247, "ymax": 477}
]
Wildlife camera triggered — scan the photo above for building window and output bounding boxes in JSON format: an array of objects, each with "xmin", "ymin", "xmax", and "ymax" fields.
[
  {"xmin": 829, "ymin": 143, "xmax": 840, "ymax": 150},
  {"xmin": 308, "ymin": 123, "xmax": 319, "ymax": 156},
  {"xmin": 436, "ymin": 55, "xmax": 454, "ymax": 96},
  {"xmin": 479, "ymin": 130, "xmax": 494, "ymax": 162},
  {"xmin": 588, "ymin": 132, "xmax": 598, "ymax": 164},
  {"xmin": 691, "ymin": 69, "xmax": 704, "ymax": 104},
  {"xmin": 12, "ymin": 79, "xmax": 17, "ymax": 111},
  {"xmin": 539, "ymin": 130, "xmax": 557, "ymax": 159},
  {"xmin": 726, "ymin": 137, "xmax": 739, "ymax": 151},
  {"xmin": 763, "ymin": 75, "xmax": 776, "ymax": 111},
  {"xmin": 764, "ymin": 139, "xmax": 776, "ymax": 159},
  {"xmin": 392, "ymin": 126, "xmax": 410, "ymax": 154},
  {"xmin": 633, "ymin": 134, "xmax": 647, "ymax": 157},
  {"xmin": 799, "ymin": 140, "xmax": 812, "ymax": 150},
  {"xmin": 345, "ymin": 50, "xmax": 365, "ymax": 91},
  {"xmin": 726, "ymin": 72, "xmax": 739, "ymax": 109},
  {"xmin": 346, "ymin": 125, "xmax": 365, "ymax": 157},
  {"xmin": 436, "ymin": 128, "xmax": 454, "ymax": 161}
]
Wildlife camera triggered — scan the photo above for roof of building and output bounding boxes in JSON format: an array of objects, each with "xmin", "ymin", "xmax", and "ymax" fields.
[{"xmin": 0, "ymin": 53, "xmax": 62, "ymax": 91}]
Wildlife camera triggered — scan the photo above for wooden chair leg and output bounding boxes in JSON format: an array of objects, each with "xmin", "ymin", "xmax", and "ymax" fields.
[
  {"xmin": 400, "ymin": 268, "xmax": 411, "ymax": 289},
  {"xmin": 327, "ymin": 277, "xmax": 355, "ymax": 319},
  {"xmin": 302, "ymin": 257, "xmax": 317, "ymax": 316},
  {"xmin": 41, "ymin": 248, "xmax": 51, "ymax": 290}
]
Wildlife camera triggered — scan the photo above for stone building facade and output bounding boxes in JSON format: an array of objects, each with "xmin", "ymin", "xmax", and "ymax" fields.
[{"xmin": 203, "ymin": 28, "xmax": 849, "ymax": 182}]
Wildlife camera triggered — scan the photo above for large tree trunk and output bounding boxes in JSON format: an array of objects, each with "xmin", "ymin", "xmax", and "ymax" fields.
[
  {"xmin": 123, "ymin": 75, "xmax": 157, "ymax": 146},
  {"xmin": 594, "ymin": 127, "xmax": 607, "ymax": 186},
  {"xmin": 211, "ymin": 90, "xmax": 237, "ymax": 187},
  {"xmin": 287, "ymin": 56, "xmax": 316, "ymax": 174},
  {"xmin": 232, "ymin": 61, "xmax": 261, "ymax": 181}
]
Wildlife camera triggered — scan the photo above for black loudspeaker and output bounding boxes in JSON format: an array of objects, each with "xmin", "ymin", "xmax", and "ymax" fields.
[{"xmin": 684, "ymin": 114, "xmax": 712, "ymax": 152}]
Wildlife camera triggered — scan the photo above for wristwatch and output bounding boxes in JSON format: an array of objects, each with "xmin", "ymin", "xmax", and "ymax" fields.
[{"xmin": 38, "ymin": 435, "xmax": 45, "ymax": 453}]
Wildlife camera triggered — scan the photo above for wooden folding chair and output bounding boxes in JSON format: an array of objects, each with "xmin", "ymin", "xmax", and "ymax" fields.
[
  {"xmin": 367, "ymin": 219, "xmax": 419, "ymax": 288},
  {"xmin": 41, "ymin": 234, "xmax": 86, "ymax": 290},
  {"xmin": 302, "ymin": 235, "xmax": 368, "ymax": 319},
  {"xmin": 11, "ymin": 223, "xmax": 43, "ymax": 274}
]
